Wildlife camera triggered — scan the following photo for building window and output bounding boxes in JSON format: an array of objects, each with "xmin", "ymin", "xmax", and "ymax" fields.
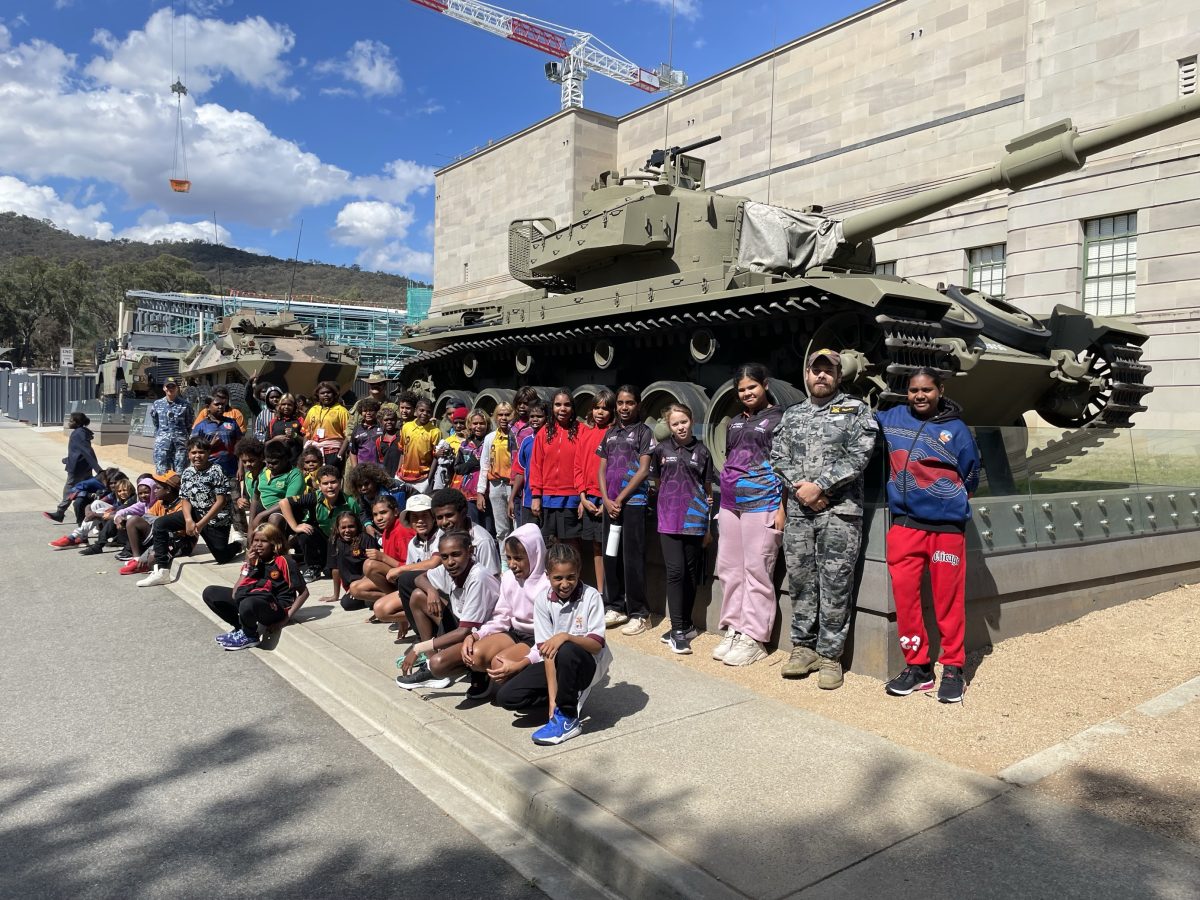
[
  {"xmin": 1083, "ymin": 213, "xmax": 1137, "ymax": 316},
  {"xmin": 874, "ymin": 260, "xmax": 896, "ymax": 276},
  {"xmin": 967, "ymin": 244, "xmax": 1007, "ymax": 297},
  {"xmin": 1181, "ymin": 56, "xmax": 1197, "ymax": 96}
]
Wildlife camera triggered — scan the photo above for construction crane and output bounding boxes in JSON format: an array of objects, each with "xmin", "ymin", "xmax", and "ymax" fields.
[{"xmin": 410, "ymin": 0, "xmax": 687, "ymax": 110}]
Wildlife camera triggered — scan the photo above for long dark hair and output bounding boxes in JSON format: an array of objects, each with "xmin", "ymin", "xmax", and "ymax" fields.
[
  {"xmin": 544, "ymin": 389, "xmax": 578, "ymax": 443},
  {"xmin": 613, "ymin": 384, "xmax": 641, "ymax": 431}
]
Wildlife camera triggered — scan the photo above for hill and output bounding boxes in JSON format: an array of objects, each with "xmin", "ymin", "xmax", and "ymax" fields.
[{"xmin": 0, "ymin": 212, "xmax": 426, "ymax": 305}]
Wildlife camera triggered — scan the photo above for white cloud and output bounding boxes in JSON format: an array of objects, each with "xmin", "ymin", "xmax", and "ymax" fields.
[
  {"xmin": 86, "ymin": 9, "xmax": 298, "ymax": 99},
  {"xmin": 693, "ymin": 37, "xmax": 707, "ymax": 50},
  {"xmin": 642, "ymin": 0, "xmax": 701, "ymax": 19},
  {"xmin": 0, "ymin": 32, "xmax": 74, "ymax": 86},
  {"xmin": 331, "ymin": 200, "xmax": 415, "ymax": 247},
  {"xmin": 116, "ymin": 210, "xmax": 232, "ymax": 244},
  {"xmin": 356, "ymin": 243, "xmax": 433, "ymax": 278},
  {"xmin": 0, "ymin": 175, "xmax": 113, "ymax": 239},
  {"xmin": 315, "ymin": 39, "xmax": 401, "ymax": 97}
]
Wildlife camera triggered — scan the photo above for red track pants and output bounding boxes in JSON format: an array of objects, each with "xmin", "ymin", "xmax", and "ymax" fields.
[{"xmin": 886, "ymin": 524, "xmax": 966, "ymax": 668}]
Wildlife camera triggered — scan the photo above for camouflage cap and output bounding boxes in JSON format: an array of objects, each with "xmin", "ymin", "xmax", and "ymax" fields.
[{"xmin": 806, "ymin": 348, "xmax": 841, "ymax": 369}]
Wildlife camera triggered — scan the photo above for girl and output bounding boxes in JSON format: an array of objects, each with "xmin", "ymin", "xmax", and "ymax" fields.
[
  {"xmin": 461, "ymin": 524, "xmax": 547, "ymax": 700},
  {"xmin": 253, "ymin": 385, "xmax": 282, "ymax": 441},
  {"xmin": 119, "ymin": 471, "xmax": 183, "ymax": 575},
  {"xmin": 651, "ymin": 404, "xmax": 714, "ymax": 655},
  {"xmin": 371, "ymin": 495, "xmax": 440, "ymax": 638},
  {"xmin": 252, "ymin": 442, "xmax": 304, "ymax": 531},
  {"xmin": 303, "ymin": 381, "xmax": 349, "ymax": 470},
  {"xmin": 878, "ymin": 368, "xmax": 980, "ymax": 704},
  {"xmin": 320, "ymin": 511, "xmax": 374, "ymax": 609},
  {"xmin": 267, "ymin": 393, "xmax": 306, "ymax": 455},
  {"xmin": 716, "ymin": 363, "xmax": 787, "ymax": 668},
  {"xmin": 575, "ymin": 389, "xmax": 613, "ymax": 592},
  {"xmin": 480, "ymin": 402, "xmax": 515, "ymax": 543},
  {"xmin": 203, "ymin": 523, "xmax": 308, "ymax": 651},
  {"xmin": 343, "ymin": 398, "xmax": 383, "ymax": 468},
  {"xmin": 454, "ymin": 411, "xmax": 490, "ymax": 528},
  {"xmin": 596, "ymin": 385, "xmax": 653, "ymax": 635},
  {"xmin": 509, "ymin": 400, "xmax": 547, "ymax": 529},
  {"xmin": 530, "ymin": 390, "xmax": 583, "ymax": 550},
  {"xmin": 94, "ymin": 475, "xmax": 154, "ymax": 558},
  {"xmin": 45, "ymin": 412, "xmax": 100, "ymax": 523},
  {"xmin": 54, "ymin": 477, "xmax": 136, "ymax": 551},
  {"xmin": 511, "ymin": 386, "xmax": 540, "ymax": 445},
  {"xmin": 495, "ymin": 542, "xmax": 612, "ymax": 746},
  {"xmin": 354, "ymin": 495, "xmax": 415, "ymax": 611},
  {"xmin": 347, "ymin": 463, "xmax": 399, "ymax": 533}
]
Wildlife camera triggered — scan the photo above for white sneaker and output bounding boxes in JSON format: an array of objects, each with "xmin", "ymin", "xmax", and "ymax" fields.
[
  {"xmin": 137, "ymin": 566, "xmax": 172, "ymax": 587},
  {"xmin": 723, "ymin": 633, "xmax": 767, "ymax": 667},
  {"xmin": 604, "ymin": 609, "xmax": 629, "ymax": 628},
  {"xmin": 712, "ymin": 628, "xmax": 738, "ymax": 661},
  {"xmin": 620, "ymin": 616, "xmax": 647, "ymax": 636}
]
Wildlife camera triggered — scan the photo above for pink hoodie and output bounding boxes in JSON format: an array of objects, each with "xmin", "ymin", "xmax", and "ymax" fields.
[{"xmin": 475, "ymin": 523, "xmax": 547, "ymax": 639}]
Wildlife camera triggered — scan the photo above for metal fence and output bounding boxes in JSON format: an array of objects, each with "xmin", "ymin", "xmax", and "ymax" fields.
[{"xmin": 0, "ymin": 371, "xmax": 98, "ymax": 426}]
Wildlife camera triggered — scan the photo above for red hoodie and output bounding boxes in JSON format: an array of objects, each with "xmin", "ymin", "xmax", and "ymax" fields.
[
  {"xmin": 573, "ymin": 423, "xmax": 603, "ymax": 497},
  {"xmin": 529, "ymin": 423, "xmax": 583, "ymax": 499}
]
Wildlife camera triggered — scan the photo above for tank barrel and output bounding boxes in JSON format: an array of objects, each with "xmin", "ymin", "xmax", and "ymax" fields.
[{"xmin": 840, "ymin": 93, "xmax": 1200, "ymax": 246}]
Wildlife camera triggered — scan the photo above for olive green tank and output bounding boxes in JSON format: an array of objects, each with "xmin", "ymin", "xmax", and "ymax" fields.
[
  {"xmin": 401, "ymin": 95, "xmax": 1200, "ymax": 455},
  {"xmin": 97, "ymin": 330, "xmax": 193, "ymax": 400},
  {"xmin": 180, "ymin": 310, "xmax": 359, "ymax": 413}
]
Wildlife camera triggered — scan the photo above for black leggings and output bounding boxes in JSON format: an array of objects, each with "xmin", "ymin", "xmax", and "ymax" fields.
[
  {"xmin": 660, "ymin": 533, "xmax": 704, "ymax": 633},
  {"xmin": 202, "ymin": 585, "xmax": 288, "ymax": 637},
  {"xmin": 152, "ymin": 511, "xmax": 238, "ymax": 569},
  {"xmin": 495, "ymin": 641, "xmax": 597, "ymax": 719},
  {"xmin": 602, "ymin": 505, "xmax": 648, "ymax": 618},
  {"xmin": 295, "ymin": 529, "xmax": 330, "ymax": 572}
]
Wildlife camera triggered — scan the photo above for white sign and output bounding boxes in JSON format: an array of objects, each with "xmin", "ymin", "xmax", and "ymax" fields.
[{"xmin": 60, "ymin": 347, "xmax": 74, "ymax": 368}]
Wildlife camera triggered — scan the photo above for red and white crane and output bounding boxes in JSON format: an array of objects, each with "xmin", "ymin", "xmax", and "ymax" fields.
[{"xmin": 410, "ymin": 0, "xmax": 687, "ymax": 110}]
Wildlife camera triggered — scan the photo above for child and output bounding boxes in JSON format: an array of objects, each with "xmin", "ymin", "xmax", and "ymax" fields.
[
  {"xmin": 530, "ymin": 390, "xmax": 584, "ymax": 550},
  {"xmin": 651, "ymin": 404, "xmax": 714, "ymax": 655},
  {"xmin": 394, "ymin": 391, "xmax": 417, "ymax": 425},
  {"xmin": 396, "ymin": 530, "xmax": 500, "ymax": 691},
  {"xmin": 203, "ymin": 523, "xmax": 308, "ymax": 651},
  {"xmin": 716, "ymin": 363, "xmax": 786, "ymax": 668},
  {"xmin": 347, "ymin": 462, "xmax": 401, "ymax": 533},
  {"xmin": 297, "ymin": 446, "xmax": 324, "ymax": 495},
  {"xmin": 575, "ymin": 389, "xmax": 614, "ymax": 592},
  {"xmin": 278, "ymin": 464, "xmax": 363, "ymax": 583},
  {"xmin": 454, "ymin": 411, "xmax": 489, "ymax": 527},
  {"xmin": 253, "ymin": 441, "xmax": 304, "ymax": 531},
  {"xmin": 352, "ymin": 495, "xmax": 415, "ymax": 610},
  {"xmin": 480, "ymin": 402, "xmax": 515, "ymax": 543},
  {"xmin": 371, "ymin": 494, "xmax": 441, "ymax": 637},
  {"xmin": 495, "ymin": 542, "xmax": 612, "ymax": 746},
  {"xmin": 461, "ymin": 524, "xmax": 547, "ymax": 700},
  {"xmin": 252, "ymin": 385, "xmax": 282, "ymax": 441},
  {"xmin": 375, "ymin": 407, "xmax": 403, "ymax": 478},
  {"xmin": 399, "ymin": 397, "xmax": 441, "ymax": 493},
  {"xmin": 267, "ymin": 393, "xmax": 306, "ymax": 455},
  {"xmin": 53, "ymin": 476, "xmax": 135, "ymax": 551},
  {"xmin": 54, "ymin": 466, "xmax": 124, "ymax": 531},
  {"xmin": 510, "ymin": 386, "xmax": 540, "ymax": 445},
  {"xmin": 320, "ymin": 511, "xmax": 375, "ymax": 609},
  {"xmin": 432, "ymin": 406, "xmax": 468, "ymax": 490},
  {"xmin": 304, "ymin": 381, "xmax": 350, "ymax": 469},
  {"xmin": 232, "ymin": 436, "xmax": 265, "ymax": 543},
  {"xmin": 138, "ymin": 437, "xmax": 243, "ymax": 586},
  {"xmin": 597, "ymin": 385, "xmax": 654, "ymax": 635},
  {"xmin": 119, "ymin": 471, "xmax": 183, "ymax": 574},
  {"xmin": 344, "ymin": 398, "xmax": 383, "ymax": 467},
  {"xmin": 90, "ymin": 475, "xmax": 154, "ymax": 558},
  {"xmin": 191, "ymin": 394, "xmax": 243, "ymax": 480},
  {"xmin": 508, "ymin": 400, "xmax": 547, "ymax": 529},
  {"xmin": 44, "ymin": 411, "xmax": 102, "ymax": 523}
]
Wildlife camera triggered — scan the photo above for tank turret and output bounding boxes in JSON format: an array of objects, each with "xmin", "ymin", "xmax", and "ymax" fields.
[{"xmin": 404, "ymin": 94, "xmax": 1200, "ymax": 458}]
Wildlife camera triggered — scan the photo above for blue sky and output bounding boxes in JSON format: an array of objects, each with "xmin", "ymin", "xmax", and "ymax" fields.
[{"xmin": 0, "ymin": 0, "xmax": 869, "ymax": 283}]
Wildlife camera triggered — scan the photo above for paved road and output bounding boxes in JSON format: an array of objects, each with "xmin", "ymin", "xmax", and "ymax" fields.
[{"xmin": 0, "ymin": 458, "xmax": 544, "ymax": 900}]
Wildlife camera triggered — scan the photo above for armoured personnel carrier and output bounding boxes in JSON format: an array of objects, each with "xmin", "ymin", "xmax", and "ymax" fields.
[
  {"xmin": 96, "ymin": 330, "xmax": 192, "ymax": 400},
  {"xmin": 180, "ymin": 310, "xmax": 359, "ymax": 412},
  {"xmin": 401, "ymin": 95, "xmax": 1200, "ymax": 462}
]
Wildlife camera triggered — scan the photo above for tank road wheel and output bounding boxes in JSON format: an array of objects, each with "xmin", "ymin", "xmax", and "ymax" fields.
[
  {"xmin": 1035, "ymin": 343, "xmax": 1150, "ymax": 429},
  {"xmin": 572, "ymin": 384, "xmax": 608, "ymax": 424},
  {"xmin": 593, "ymin": 340, "xmax": 616, "ymax": 370},
  {"xmin": 641, "ymin": 381, "xmax": 711, "ymax": 443},
  {"xmin": 223, "ymin": 382, "xmax": 250, "ymax": 419},
  {"xmin": 943, "ymin": 285, "xmax": 1050, "ymax": 355},
  {"xmin": 434, "ymin": 390, "xmax": 477, "ymax": 424},
  {"xmin": 473, "ymin": 388, "xmax": 516, "ymax": 417},
  {"xmin": 803, "ymin": 312, "xmax": 884, "ymax": 395},
  {"xmin": 704, "ymin": 377, "xmax": 805, "ymax": 468}
]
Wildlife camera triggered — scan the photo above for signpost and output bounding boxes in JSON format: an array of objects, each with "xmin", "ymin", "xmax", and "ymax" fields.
[{"xmin": 60, "ymin": 347, "xmax": 74, "ymax": 374}]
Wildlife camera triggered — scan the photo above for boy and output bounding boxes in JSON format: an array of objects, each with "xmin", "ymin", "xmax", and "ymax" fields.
[
  {"xmin": 191, "ymin": 394, "xmax": 243, "ymax": 480},
  {"xmin": 344, "ymin": 398, "xmax": 384, "ymax": 467},
  {"xmin": 232, "ymin": 436, "xmax": 265, "ymax": 544},
  {"xmin": 396, "ymin": 530, "xmax": 500, "ymax": 690},
  {"xmin": 394, "ymin": 391, "xmax": 418, "ymax": 425},
  {"xmin": 254, "ymin": 441, "xmax": 303, "ymax": 530},
  {"xmin": 138, "ymin": 437, "xmax": 243, "ymax": 587},
  {"xmin": 508, "ymin": 400, "xmax": 547, "ymax": 529},
  {"xmin": 278, "ymin": 464, "xmax": 362, "ymax": 582},
  {"xmin": 399, "ymin": 398, "xmax": 441, "ymax": 493},
  {"xmin": 480, "ymin": 402, "xmax": 515, "ymax": 543},
  {"xmin": 375, "ymin": 408, "xmax": 403, "ymax": 478}
]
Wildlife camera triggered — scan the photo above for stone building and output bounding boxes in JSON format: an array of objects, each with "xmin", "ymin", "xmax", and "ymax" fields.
[{"xmin": 431, "ymin": 0, "xmax": 1200, "ymax": 429}]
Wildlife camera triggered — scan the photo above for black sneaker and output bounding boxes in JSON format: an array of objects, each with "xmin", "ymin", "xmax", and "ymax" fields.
[
  {"xmin": 937, "ymin": 666, "xmax": 965, "ymax": 704},
  {"xmin": 885, "ymin": 664, "xmax": 935, "ymax": 696},
  {"xmin": 43, "ymin": 511, "xmax": 65, "ymax": 523},
  {"xmin": 300, "ymin": 567, "xmax": 320, "ymax": 583},
  {"xmin": 78, "ymin": 543, "xmax": 105, "ymax": 556},
  {"xmin": 465, "ymin": 671, "xmax": 492, "ymax": 700},
  {"xmin": 115, "ymin": 548, "xmax": 133, "ymax": 562},
  {"xmin": 396, "ymin": 663, "xmax": 451, "ymax": 691},
  {"xmin": 659, "ymin": 625, "xmax": 699, "ymax": 644}
]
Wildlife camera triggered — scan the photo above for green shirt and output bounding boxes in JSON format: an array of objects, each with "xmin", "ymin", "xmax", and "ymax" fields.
[
  {"xmin": 259, "ymin": 467, "xmax": 305, "ymax": 509},
  {"xmin": 286, "ymin": 489, "xmax": 362, "ymax": 536}
]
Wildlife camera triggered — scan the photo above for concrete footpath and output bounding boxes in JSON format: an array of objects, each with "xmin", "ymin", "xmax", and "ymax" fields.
[{"xmin": 5, "ymin": 421, "xmax": 1198, "ymax": 900}]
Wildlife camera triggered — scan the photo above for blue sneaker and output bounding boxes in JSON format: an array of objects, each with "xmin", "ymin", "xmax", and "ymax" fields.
[
  {"xmin": 214, "ymin": 629, "xmax": 241, "ymax": 646},
  {"xmin": 532, "ymin": 708, "xmax": 581, "ymax": 746},
  {"xmin": 223, "ymin": 629, "xmax": 261, "ymax": 651}
]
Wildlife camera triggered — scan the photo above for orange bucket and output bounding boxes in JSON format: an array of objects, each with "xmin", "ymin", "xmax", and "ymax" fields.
[{"xmin": 169, "ymin": 178, "xmax": 191, "ymax": 193}]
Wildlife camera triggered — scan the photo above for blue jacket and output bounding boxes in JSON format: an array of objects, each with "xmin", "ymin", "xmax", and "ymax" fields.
[
  {"xmin": 877, "ymin": 400, "xmax": 980, "ymax": 528},
  {"xmin": 64, "ymin": 426, "xmax": 101, "ymax": 481}
]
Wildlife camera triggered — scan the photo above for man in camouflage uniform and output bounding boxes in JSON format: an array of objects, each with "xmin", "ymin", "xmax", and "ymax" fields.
[
  {"xmin": 770, "ymin": 349, "xmax": 878, "ymax": 689},
  {"xmin": 149, "ymin": 376, "xmax": 194, "ymax": 474}
]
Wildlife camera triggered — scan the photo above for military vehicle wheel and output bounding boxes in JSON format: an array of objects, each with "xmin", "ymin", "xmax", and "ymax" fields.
[
  {"xmin": 1035, "ymin": 349, "xmax": 1120, "ymax": 428},
  {"xmin": 474, "ymin": 388, "xmax": 516, "ymax": 416},
  {"xmin": 642, "ymin": 381, "xmax": 710, "ymax": 442},
  {"xmin": 704, "ymin": 377, "xmax": 804, "ymax": 468},
  {"xmin": 944, "ymin": 286, "xmax": 1050, "ymax": 355},
  {"xmin": 572, "ymin": 384, "xmax": 608, "ymax": 423},
  {"xmin": 183, "ymin": 385, "xmax": 205, "ymax": 406},
  {"xmin": 434, "ymin": 390, "xmax": 477, "ymax": 424},
  {"xmin": 223, "ymin": 382, "xmax": 250, "ymax": 418}
]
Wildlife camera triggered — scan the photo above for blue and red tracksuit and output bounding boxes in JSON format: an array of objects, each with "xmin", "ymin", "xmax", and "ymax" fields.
[{"xmin": 877, "ymin": 399, "xmax": 980, "ymax": 668}]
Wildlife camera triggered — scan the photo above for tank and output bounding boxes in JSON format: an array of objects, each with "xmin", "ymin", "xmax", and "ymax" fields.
[
  {"xmin": 400, "ymin": 95, "xmax": 1200, "ymax": 458},
  {"xmin": 97, "ymin": 330, "xmax": 193, "ymax": 400},
  {"xmin": 180, "ymin": 309, "xmax": 359, "ymax": 412}
]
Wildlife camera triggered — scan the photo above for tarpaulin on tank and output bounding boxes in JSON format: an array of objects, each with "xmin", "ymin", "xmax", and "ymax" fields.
[{"xmin": 736, "ymin": 201, "xmax": 845, "ymax": 276}]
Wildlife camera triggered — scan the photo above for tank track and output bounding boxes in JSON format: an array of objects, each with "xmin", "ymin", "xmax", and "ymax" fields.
[{"xmin": 876, "ymin": 314, "xmax": 955, "ymax": 407}]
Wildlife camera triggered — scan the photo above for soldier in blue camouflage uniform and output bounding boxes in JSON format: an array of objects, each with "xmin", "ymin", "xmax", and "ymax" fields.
[
  {"xmin": 150, "ymin": 377, "xmax": 194, "ymax": 474},
  {"xmin": 770, "ymin": 349, "xmax": 878, "ymax": 689}
]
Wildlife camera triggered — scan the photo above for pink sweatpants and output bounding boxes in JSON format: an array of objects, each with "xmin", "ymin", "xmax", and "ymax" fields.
[{"xmin": 716, "ymin": 507, "xmax": 783, "ymax": 642}]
